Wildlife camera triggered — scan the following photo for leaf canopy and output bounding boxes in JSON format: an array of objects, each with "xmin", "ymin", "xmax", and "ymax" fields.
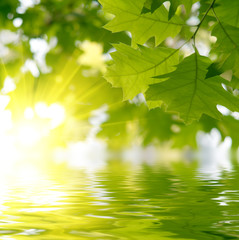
[
  {"xmin": 212, "ymin": 23, "xmax": 239, "ymax": 78},
  {"xmin": 99, "ymin": 0, "xmax": 183, "ymax": 45},
  {"xmin": 1, "ymin": 0, "xmax": 239, "ymax": 149},
  {"xmin": 142, "ymin": 0, "xmax": 196, "ymax": 19},
  {"xmin": 105, "ymin": 44, "xmax": 179, "ymax": 100},
  {"xmin": 146, "ymin": 53, "xmax": 239, "ymax": 123},
  {"xmin": 100, "ymin": 0, "xmax": 239, "ymax": 127},
  {"xmin": 212, "ymin": 0, "xmax": 239, "ymax": 27}
]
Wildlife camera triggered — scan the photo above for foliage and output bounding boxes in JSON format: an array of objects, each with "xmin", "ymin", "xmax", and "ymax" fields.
[
  {"xmin": 98, "ymin": 0, "xmax": 239, "ymax": 148},
  {"xmin": 105, "ymin": 44, "xmax": 179, "ymax": 100},
  {"xmin": 0, "ymin": 0, "xmax": 126, "ymax": 144},
  {"xmin": 146, "ymin": 53, "xmax": 239, "ymax": 124},
  {"xmin": 0, "ymin": 0, "xmax": 239, "ymax": 149}
]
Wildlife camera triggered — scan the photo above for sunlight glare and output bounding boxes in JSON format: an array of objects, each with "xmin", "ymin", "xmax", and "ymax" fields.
[
  {"xmin": 0, "ymin": 96, "xmax": 66, "ymax": 173},
  {"xmin": 1, "ymin": 77, "xmax": 16, "ymax": 94},
  {"xmin": 35, "ymin": 102, "xmax": 65, "ymax": 129},
  {"xmin": 24, "ymin": 107, "xmax": 34, "ymax": 120},
  {"xmin": 17, "ymin": 124, "xmax": 44, "ymax": 147},
  {"xmin": 35, "ymin": 102, "xmax": 48, "ymax": 118},
  {"xmin": 48, "ymin": 103, "xmax": 65, "ymax": 129}
]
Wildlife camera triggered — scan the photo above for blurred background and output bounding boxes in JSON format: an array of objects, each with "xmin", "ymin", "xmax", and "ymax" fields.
[
  {"xmin": 0, "ymin": 1, "xmax": 238, "ymax": 239},
  {"xmin": 0, "ymin": 0, "xmax": 237, "ymax": 173}
]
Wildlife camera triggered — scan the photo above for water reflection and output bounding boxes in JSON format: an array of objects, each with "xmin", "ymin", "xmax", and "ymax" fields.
[{"xmin": 0, "ymin": 159, "xmax": 238, "ymax": 239}]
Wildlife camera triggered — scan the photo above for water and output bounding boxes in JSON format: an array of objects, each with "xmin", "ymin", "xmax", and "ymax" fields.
[{"xmin": 0, "ymin": 159, "xmax": 239, "ymax": 239}]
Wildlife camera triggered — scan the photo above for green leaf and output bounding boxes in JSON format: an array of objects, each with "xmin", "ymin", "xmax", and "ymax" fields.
[
  {"xmin": 212, "ymin": 0, "xmax": 239, "ymax": 28},
  {"xmin": 151, "ymin": 0, "xmax": 164, "ymax": 12},
  {"xmin": 212, "ymin": 23, "xmax": 239, "ymax": 53},
  {"xmin": 146, "ymin": 52, "xmax": 239, "ymax": 123},
  {"xmin": 141, "ymin": 0, "xmax": 164, "ymax": 14},
  {"xmin": 99, "ymin": 0, "xmax": 183, "ymax": 45},
  {"xmin": 168, "ymin": 0, "xmax": 197, "ymax": 19},
  {"xmin": 211, "ymin": 23, "xmax": 239, "ymax": 78},
  {"xmin": 168, "ymin": 0, "xmax": 181, "ymax": 20},
  {"xmin": 105, "ymin": 44, "xmax": 179, "ymax": 100},
  {"xmin": 142, "ymin": 0, "xmax": 195, "ymax": 18}
]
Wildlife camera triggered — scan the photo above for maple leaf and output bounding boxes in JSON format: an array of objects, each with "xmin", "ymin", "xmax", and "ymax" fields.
[
  {"xmin": 105, "ymin": 43, "xmax": 179, "ymax": 100},
  {"xmin": 146, "ymin": 53, "xmax": 239, "ymax": 123},
  {"xmin": 141, "ymin": 0, "xmax": 164, "ymax": 14},
  {"xmin": 167, "ymin": 0, "xmax": 196, "ymax": 20},
  {"xmin": 212, "ymin": 0, "xmax": 239, "ymax": 28},
  {"xmin": 99, "ymin": 0, "xmax": 183, "ymax": 45},
  {"xmin": 211, "ymin": 22, "xmax": 239, "ymax": 79},
  {"xmin": 142, "ymin": 0, "xmax": 196, "ymax": 19}
]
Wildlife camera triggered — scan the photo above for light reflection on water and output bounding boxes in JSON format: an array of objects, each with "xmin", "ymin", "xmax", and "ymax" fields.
[{"xmin": 0, "ymin": 160, "xmax": 239, "ymax": 239}]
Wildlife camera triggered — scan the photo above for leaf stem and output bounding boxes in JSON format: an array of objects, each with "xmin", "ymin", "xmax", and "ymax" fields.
[{"xmin": 192, "ymin": 0, "xmax": 216, "ymax": 39}]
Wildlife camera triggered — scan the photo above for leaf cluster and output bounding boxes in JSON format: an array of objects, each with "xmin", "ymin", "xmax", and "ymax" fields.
[
  {"xmin": 1, "ymin": 0, "xmax": 239, "ymax": 149},
  {"xmin": 98, "ymin": 0, "xmax": 239, "ymax": 148}
]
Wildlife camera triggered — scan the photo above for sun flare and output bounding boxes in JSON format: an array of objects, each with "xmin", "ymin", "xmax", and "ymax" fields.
[{"xmin": 0, "ymin": 96, "xmax": 66, "ymax": 171}]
